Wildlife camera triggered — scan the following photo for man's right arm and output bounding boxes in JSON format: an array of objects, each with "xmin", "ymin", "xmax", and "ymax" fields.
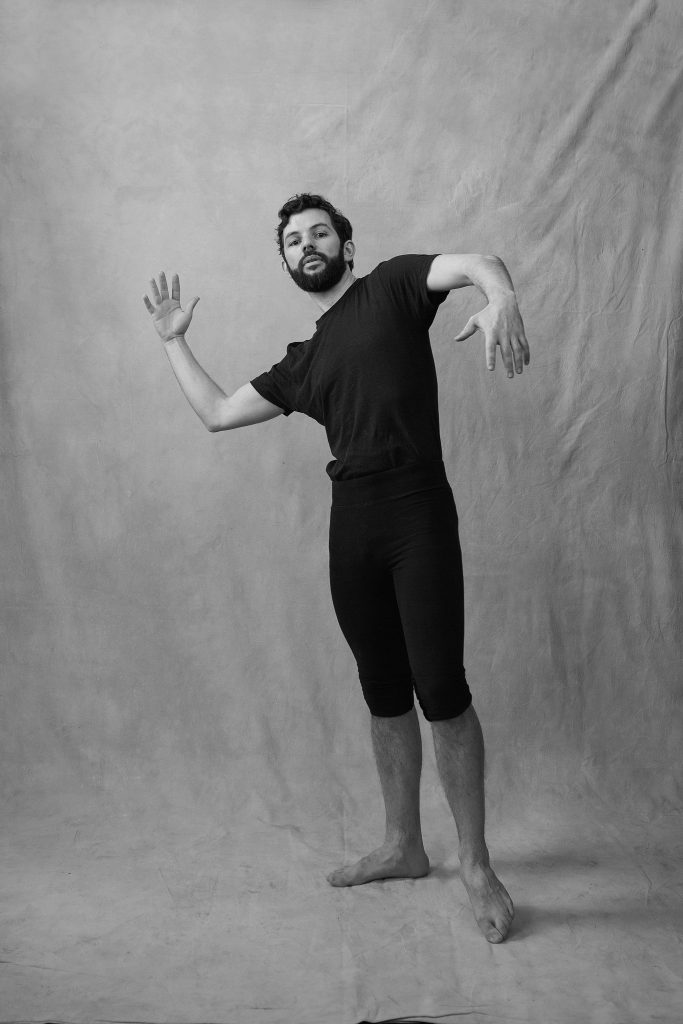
[
  {"xmin": 163, "ymin": 337, "xmax": 284, "ymax": 432},
  {"xmin": 144, "ymin": 272, "xmax": 284, "ymax": 432},
  {"xmin": 210, "ymin": 382, "xmax": 285, "ymax": 432}
]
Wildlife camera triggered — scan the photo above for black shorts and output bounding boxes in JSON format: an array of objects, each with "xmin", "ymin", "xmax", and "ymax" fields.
[{"xmin": 328, "ymin": 460, "xmax": 472, "ymax": 721}]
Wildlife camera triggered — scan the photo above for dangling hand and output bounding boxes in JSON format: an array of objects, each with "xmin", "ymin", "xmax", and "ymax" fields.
[{"xmin": 455, "ymin": 298, "xmax": 530, "ymax": 379}]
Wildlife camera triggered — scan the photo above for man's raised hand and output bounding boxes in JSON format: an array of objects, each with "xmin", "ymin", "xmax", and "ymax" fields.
[
  {"xmin": 143, "ymin": 272, "xmax": 200, "ymax": 343},
  {"xmin": 454, "ymin": 299, "xmax": 530, "ymax": 379}
]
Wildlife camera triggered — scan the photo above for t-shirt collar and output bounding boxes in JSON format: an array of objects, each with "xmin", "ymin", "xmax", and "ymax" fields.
[{"xmin": 315, "ymin": 277, "xmax": 360, "ymax": 326}]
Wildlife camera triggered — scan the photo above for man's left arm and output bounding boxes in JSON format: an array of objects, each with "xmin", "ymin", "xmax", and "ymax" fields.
[{"xmin": 426, "ymin": 254, "xmax": 530, "ymax": 379}]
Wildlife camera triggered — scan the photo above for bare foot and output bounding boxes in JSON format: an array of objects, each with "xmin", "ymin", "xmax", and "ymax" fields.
[
  {"xmin": 460, "ymin": 861, "xmax": 514, "ymax": 943},
  {"xmin": 327, "ymin": 841, "xmax": 430, "ymax": 887}
]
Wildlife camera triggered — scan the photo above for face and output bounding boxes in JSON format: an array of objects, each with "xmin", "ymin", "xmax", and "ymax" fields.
[{"xmin": 282, "ymin": 208, "xmax": 352, "ymax": 292}]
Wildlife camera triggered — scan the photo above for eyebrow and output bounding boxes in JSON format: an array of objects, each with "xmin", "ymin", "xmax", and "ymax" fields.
[{"xmin": 283, "ymin": 222, "xmax": 331, "ymax": 240}]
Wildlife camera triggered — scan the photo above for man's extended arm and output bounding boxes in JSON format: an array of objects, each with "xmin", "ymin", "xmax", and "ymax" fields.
[
  {"xmin": 426, "ymin": 254, "xmax": 529, "ymax": 378},
  {"xmin": 143, "ymin": 271, "xmax": 283, "ymax": 431}
]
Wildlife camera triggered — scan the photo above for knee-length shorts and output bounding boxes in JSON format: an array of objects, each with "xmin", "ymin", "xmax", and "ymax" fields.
[{"xmin": 328, "ymin": 460, "xmax": 472, "ymax": 721}]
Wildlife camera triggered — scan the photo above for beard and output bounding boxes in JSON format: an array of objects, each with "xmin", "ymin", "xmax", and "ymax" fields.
[{"xmin": 286, "ymin": 246, "xmax": 348, "ymax": 293}]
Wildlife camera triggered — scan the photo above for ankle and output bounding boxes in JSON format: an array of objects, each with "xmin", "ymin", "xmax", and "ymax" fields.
[
  {"xmin": 459, "ymin": 844, "xmax": 490, "ymax": 871},
  {"xmin": 385, "ymin": 829, "xmax": 425, "ymax": 850}
]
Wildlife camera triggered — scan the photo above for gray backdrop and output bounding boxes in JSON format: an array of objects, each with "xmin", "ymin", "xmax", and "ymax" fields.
[{"xmin": 1, "ymin": 1, "xmax": 681, "ymax": 1021}]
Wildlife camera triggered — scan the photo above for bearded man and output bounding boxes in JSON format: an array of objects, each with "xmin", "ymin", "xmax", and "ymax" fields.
[{"xmin": 144, "ymin": 193, "xmax": 530, "ymax": 943}]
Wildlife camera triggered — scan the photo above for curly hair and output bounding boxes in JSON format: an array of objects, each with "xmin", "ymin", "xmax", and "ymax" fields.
[{"xmin": 276, "ymin": 193, "xmax": 354, "ymax": 271}]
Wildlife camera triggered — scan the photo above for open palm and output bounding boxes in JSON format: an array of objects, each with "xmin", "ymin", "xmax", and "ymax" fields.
[{"xmin": 143, "ymin": 272, "xmax": 199, "ymax": 342}]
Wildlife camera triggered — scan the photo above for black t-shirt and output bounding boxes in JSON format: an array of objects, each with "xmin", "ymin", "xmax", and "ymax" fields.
[{"xmin": 250, "ymin": 254, "xmax": 449, "ymax": 481}]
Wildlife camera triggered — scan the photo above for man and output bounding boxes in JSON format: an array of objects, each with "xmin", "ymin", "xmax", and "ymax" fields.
[{"xmin": 143, "ymin": 193, "xmax": 529, "ymax": 943}]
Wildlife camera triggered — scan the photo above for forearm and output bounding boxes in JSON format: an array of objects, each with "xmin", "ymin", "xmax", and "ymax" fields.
[
  {"xmin": 162, "ymin": 334, "xmax": 226, "ymax": 431},
  {"xmin": 428, "ymin": 253, "xmax": 518, "ymax": 304}
]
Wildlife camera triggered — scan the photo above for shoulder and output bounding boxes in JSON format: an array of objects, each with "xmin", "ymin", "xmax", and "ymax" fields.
[
  {"xmin": 369, "ymin": 254, "xmax": 447, "ymax": 309},
  {"xmin": 368, "ymin": 254, "xmax": 443, "ymax": 294},
  {"xmin": 376, "ymin": 252, "xmax": 440, "ymax": 270},
  {"xmin": 357, "ymin": 255, "xmax": 448, "ymax": 325},
  {"xmin": 371, "ymin": 254, "xmax": 439, "ymax": 277}
]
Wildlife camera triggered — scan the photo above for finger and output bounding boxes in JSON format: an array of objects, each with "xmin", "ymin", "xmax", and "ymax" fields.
[
  {"xmin": 519, "ymin": 332, "xmax": 531, "ymax": 365},
  {"xmin": 485, "ymin": 334, "xmax": 496, "ymax": 371},
  {"xmin": 143, "ymin": 295, "xmax": 154, "ymax": 314},
  {"xmin": 499, "ymin": 339, "xmax": 515, "ymax": 379},
  {"xmin": 159, "ymin": 271, "xmax": 169, "ymax": 300},
  {"xmin": 149, "ymin": 278, "xmax": 162, "ymax": 304},
  {"xmin": 510, "ymin": 336, "xmax": 524, "ymax": 375},
  {"xmin": 172, "ymin": 273, "xmax": 180, "ymax": 302},
  {"xmin": 454, "ymin": 318, "xmax": 478, "ymax": 342},
  {"xmin": 187, "ymin": 296, "xmax": 200, "ymax": 314}
]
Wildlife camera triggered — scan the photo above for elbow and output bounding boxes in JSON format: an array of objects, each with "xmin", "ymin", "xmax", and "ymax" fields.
[
  {"xmin": 206, "ymin": 400, "xmax": 228, "ymax": 432},
  {"xmin": 206, "ymin": 397, "xmax": 233, "ymax": 433},
  {"xmin": 204, "ymin": 412, "xmax": 222, "ymax": 432},
  {"xmin": 207, "ymin": 415, "xmax": 237, "ymax": 433}
]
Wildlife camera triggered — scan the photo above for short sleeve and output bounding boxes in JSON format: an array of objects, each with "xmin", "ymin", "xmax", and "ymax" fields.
[
  {"xmin": 250, "ymin": 341, "xmax": 306, "ymax": 417},
  {"xmin": 375, "ymin": 254, "xmax": 449, "ymax": 328}
]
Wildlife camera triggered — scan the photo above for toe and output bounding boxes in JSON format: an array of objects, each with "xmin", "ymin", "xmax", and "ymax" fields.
[
  {"xmin": 486, "ymin": 926, "xmax": 505, "ymax": 943},
  {"xmin": 492, "ymin": 911, "xmax": 513, "ymax": 942},
  {"xmin": 498, "ymin": 885, "xmax": 514, "ymax": 917}
]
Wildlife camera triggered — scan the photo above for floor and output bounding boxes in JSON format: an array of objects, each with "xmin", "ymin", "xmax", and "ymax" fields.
[{"xmin": 2, "ymin": 784, "xmax": 681, "ymax": 1024}]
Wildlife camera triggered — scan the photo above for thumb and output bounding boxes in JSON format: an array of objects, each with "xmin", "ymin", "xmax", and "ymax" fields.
[
  {"xmin": 454, "ymin": 317, "xmax": 478, "ymax": 342},
  {"xmin": 187, "ymin": 296, "xmax": 200, "ymax": 314}
]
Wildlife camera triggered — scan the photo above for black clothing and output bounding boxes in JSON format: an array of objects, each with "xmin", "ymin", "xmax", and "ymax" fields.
[
  {"xmin": 250, "ymin": 254, "xmax": 449, "ymax": 481},
  {"xmin": 252, "ymin": 253, "xmax": 471, "ymax": 719},
  {"xmin": 329, "ymin": 461, "xmax": 471, "ymax": 720}
]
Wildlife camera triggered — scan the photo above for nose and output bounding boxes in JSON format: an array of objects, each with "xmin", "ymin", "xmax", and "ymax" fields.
[{"xmin": 302, "ymin": 240, "xmax": 316, "ymax": 253}]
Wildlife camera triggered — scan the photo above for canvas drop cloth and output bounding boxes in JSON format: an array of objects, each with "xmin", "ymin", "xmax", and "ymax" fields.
[{"xmin": 1, "ymin": 1, "xmax": 681, "ymax": 1022}]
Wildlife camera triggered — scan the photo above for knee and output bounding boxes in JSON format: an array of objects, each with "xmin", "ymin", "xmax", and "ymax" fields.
[
  {"xmin": 359, "ymin": 673, "xmax": 414, "ymax": 717},
  {"xmin": 415, "ymin": 674, "xmax": 472, "ymax": 722}
]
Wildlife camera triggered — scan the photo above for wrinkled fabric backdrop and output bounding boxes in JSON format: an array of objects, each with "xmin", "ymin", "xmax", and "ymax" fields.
[{"xmin": 1, "ymin": 1, "xmax": 681, "ymax": 1022}]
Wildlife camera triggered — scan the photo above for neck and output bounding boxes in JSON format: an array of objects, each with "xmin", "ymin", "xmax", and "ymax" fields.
[{"xmin": 308, "ymin": 267, "xmax": 356, "ymax": 316}]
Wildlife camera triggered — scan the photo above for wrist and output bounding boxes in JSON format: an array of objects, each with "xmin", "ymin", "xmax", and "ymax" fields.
[{"xmin": 486, "ymin": 288, "xmax": 516, "ymax": 306}]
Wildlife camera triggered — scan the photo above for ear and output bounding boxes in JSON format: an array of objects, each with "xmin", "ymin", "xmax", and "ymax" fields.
[{"xmin": 344, "ymin": 240, "xmax": 355, "ymax": 264}]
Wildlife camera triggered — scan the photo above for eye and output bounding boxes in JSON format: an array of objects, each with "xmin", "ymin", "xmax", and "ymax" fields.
[{"xmin": 287, "ymin": 238, "xmax": 299, "ymax": 247}]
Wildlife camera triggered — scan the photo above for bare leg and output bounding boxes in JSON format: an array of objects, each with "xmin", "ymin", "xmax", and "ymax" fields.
[
  {"xmin": 327, "ymin": 706, "xmax": 430, "ymax": 886},
  {"xmin": 431, "ymin": 704, "xmax": 514, "ymax": 942}
]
